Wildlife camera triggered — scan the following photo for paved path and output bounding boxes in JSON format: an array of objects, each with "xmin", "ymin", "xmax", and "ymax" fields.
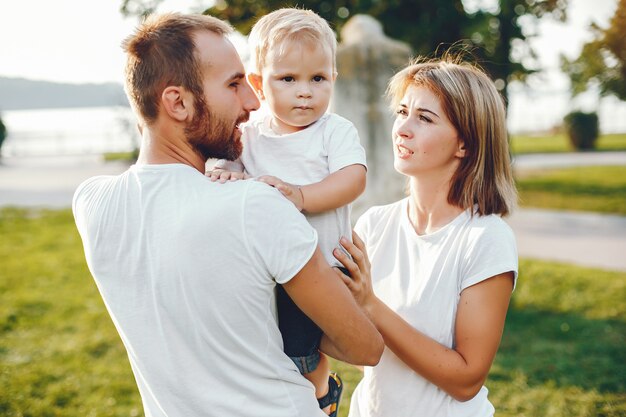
[
  {"xmin": 505, "ymin": 208, "xmax": 626, "ymax": 272},
  {"xmin": 512, "ymin": 151, "xmax": 626, "ymax": 169},
  {"xmin": 1, "ymin": 152, "xmax": 625, "ymax": 272},
  {"xmin": 0, "ymin": 155, "xmax": 129, "ymax": 208}
]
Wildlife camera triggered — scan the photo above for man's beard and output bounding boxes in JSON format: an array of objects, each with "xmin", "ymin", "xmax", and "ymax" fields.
[{"xmin": 185, "ymin": 95, "xmax": 247, "ymax": 161}]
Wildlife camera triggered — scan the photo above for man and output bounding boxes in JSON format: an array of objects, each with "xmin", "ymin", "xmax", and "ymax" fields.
[{"xmin": 73, "ymin": 13, "xmax": 382, "ymax": 417}]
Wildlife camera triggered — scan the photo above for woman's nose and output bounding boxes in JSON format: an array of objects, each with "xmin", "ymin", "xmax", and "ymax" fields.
[{"xmin": 394, "ymin": 118, "xmax": 412, "ymax": 140}]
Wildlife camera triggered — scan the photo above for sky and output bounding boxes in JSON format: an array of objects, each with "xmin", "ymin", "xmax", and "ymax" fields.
[{"xmin": 0, "ymin": 0, "xmax": 618, "ymax": 87}]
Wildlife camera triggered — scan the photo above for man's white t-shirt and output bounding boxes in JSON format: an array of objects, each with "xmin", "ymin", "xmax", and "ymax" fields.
[
  {"xmin": 348, "ymin": 198, "xmax": 518, "ymax": 417},
  {"xmin": 216, "ymin": 113, "xmax": 366, "ymax": 266},
  {"xmin": 73, "ymin": 163, "xmax": 326, "ymax": 417}
]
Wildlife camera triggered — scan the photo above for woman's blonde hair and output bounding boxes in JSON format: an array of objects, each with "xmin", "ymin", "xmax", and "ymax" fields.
[
  {"xmin": 387, "ymin": 56, "xmax": 517, "ymax": 216},
  {"xmin": 248, "ymin": 8, "xmax": 337, "ymax": 73}
]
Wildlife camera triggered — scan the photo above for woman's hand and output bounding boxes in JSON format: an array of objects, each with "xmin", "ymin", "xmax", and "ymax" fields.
[{"xmin": 333, "ymin": 231, "xmax": 377, "ymax": 314}]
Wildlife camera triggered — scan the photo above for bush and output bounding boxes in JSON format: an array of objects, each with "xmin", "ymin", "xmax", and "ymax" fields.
[{"xmin": 563, "ymin": 111, "xmax": 599, "ymax": 150}]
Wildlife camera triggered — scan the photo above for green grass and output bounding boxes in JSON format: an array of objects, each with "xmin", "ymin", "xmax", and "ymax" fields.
[
  {"xmin": 515, "ymin": 165, "xmax": 626, "ymax": 215},
  {"xmin": 510, "ymin": 132, "xmax": 626, "ymax": 154},
  {"xmin": 103, "ymin": 150, "xmax": 138, "ymax": 162},
  {"xmin": 1, "ymin": 208, "xmax": 625, "ymax": 416}
]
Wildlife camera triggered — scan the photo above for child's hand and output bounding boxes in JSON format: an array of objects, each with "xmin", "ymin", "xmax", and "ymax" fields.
[
  {"xmin": 206, "ymin": 169, "xmax": 250, "ymax": 183},
  {"xmin": 257, "ymin": 175, "xmax": 304, "ymax": 211}
]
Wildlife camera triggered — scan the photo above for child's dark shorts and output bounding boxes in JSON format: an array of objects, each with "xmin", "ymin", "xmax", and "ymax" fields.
[{"xmin": 277, "ymin": 266, "xmax": 350, "ymax": 374}]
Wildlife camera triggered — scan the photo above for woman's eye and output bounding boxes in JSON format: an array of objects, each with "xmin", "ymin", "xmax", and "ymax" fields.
[
  {"xmin": 396, "ymin": 109, "xmax": 407, "ymax": 116},
  {"xmin": 419, "ymin": 115, "xmax": 432, "ymax": 123}
]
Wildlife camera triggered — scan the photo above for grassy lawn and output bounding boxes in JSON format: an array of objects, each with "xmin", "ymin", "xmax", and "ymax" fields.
[
  {"xmin": 510, "ymin": 132, "xmax": 626, "ymax": 154},
  {"xmin": 515, "ymin": 165, "xmax": 626, "ymax": 215},
  {"xmin": 1, "ymin": 208, "xmax": 625, "ymax": 416}
]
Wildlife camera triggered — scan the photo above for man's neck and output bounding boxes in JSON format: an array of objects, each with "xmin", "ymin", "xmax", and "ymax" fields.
[{"xmin": 136, "ymin": 127, "xmax": 206, "ymax": 173}]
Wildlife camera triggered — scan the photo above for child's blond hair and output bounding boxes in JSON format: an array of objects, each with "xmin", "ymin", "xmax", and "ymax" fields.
[{"xmin": 248, "ymin": 8, "xmax": 337, "ymax": 73}]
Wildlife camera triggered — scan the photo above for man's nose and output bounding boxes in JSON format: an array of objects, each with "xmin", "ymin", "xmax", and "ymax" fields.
[{"xmin": 241, "ymin": 82, "xmax": 260, "ymax": 112}]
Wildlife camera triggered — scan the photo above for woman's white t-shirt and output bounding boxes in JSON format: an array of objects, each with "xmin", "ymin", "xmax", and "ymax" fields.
[{"xmin": 349, "ymin": 198, "xmax": 518, "ymax": 417}]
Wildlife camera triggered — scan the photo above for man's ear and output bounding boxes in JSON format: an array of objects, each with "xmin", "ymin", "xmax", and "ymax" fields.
[
  {"xmin": 247, "ymin": 73, "xmax": 264, "ymax": 99},
  {"xmin": 161, "ymin": 86, "xmax": 189, "ymax": 122},
  {"xmin": 456, "ymin": 139, "xmax": 466, "ymax": 158}
]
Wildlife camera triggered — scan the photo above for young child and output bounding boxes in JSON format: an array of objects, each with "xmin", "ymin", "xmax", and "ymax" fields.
[{"xmin": 208, "ymin": 8, "xmax": 367, "ymax": 417}]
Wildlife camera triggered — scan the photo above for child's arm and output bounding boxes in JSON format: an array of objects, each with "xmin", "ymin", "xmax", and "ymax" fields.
[{"xmin": 257, "ymin": 163, "xmax": 366, "ymax": 213}]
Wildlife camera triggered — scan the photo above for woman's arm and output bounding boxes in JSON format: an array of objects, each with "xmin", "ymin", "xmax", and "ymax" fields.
[{"xmin": 335, "ymin": 233, "xmax": 514, "ymax": 402}]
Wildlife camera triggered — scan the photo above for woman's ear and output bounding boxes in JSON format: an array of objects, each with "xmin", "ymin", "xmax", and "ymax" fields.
[
  {"xmin": 456, "ymin": 140, "xmax": 466, "ymax": 158},
  {"xmin": 247, "ymin": 73, "xmax": 264, "ymax": 99},
  {"xmin": 161, "ymin": 86, "xmax": 189, "ymax": 122}
]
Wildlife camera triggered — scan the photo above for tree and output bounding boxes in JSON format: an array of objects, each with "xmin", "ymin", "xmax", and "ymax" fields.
[
  {"xmin": 120, "ymin": 0, "xmax": 569, "ymax": 104},
  {"xmin": 468, "ymin": 0, "xmax": 567, "ymax": 92},
  {"xmin": 561, "ymin": 0, "xmax": 626, "ymax": 100},
  {"xmin": 0, "ymin": 115, "xmax": 7, "ymax": 158}
]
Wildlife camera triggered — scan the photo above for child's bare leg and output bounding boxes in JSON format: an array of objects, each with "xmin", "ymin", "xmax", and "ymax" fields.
[{"xmin": 303, "ymin": 353, "xmax": 331, "ymax": 413}]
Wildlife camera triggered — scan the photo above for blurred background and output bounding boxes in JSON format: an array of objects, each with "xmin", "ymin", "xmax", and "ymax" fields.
[
  {"xmin": 0, "ymin": 1, "xmax": 624, "ymax": 417},
  {"xmin": 0, "ymin": 0, "xmax": 624, "ymax": 157}
]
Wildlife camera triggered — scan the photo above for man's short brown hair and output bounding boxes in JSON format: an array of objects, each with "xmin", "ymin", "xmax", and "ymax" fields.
[{"xmin": 122, "ymin": 13, "xmax": 232, "ymax": 124}]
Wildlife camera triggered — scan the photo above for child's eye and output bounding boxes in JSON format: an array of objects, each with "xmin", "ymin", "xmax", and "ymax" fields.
[
  {"xmin": 282, "ymin": 76, "xmax": 295, "ymax": 82},
  {"xmin": 229, "ymin": 81, "xmax": 240, "ymax": 89},
  {"xmin": 312, "ymin": 75, "xmax": 325, "ymax": 82}
]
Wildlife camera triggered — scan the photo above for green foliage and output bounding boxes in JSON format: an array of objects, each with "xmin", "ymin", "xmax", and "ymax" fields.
[
  {"xmin": 510, "ymin": 132, "xmax": 626, "ymax": 154},
  {"xmin": 2, "ymin": 208, "xmax": 625, "ymax": 416},
  {"xmin": 516, "ymin": 165, "xmax": 626, "ymax": 215},
  {"xmin": 563, "ymin": 111, "xmax": 599, "ymax": 150},
  {"xmin": 561, "ymin": 0, "xmax": 626, "ymax": 100},
  {"xmin": 119, "ymin": 0, "xmax": 568, "ymax": 104},
  {"xmin": 119, "ymin": 0, "xmax": 162, "ymax": 19}
]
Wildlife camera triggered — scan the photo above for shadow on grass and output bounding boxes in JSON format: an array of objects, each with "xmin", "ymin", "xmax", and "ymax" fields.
[{"xmin": 492, "ymin": 305, "xmax": 626, "ymax": 393}]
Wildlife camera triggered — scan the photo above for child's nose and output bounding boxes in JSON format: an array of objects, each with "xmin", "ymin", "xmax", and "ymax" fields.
[{"xmin": 297, "ymin": 84, "xmax": 312, "ymax": 98}]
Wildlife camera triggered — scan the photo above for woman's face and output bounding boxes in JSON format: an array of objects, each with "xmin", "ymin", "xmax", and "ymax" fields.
[{"xmin": 392, "ymin": 84, "xmax": 465, "ymax": 178}]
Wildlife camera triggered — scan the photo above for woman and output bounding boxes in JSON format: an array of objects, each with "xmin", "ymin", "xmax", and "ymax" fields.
[{"xmin": 334, "ymin": 57, "xmax": 518, "ymax": 417}]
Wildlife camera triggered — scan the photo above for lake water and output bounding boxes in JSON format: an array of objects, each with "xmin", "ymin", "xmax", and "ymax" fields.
[
  {"xmin": 1, "ymin": 106, "xmax": 139, "ymax": 157},
  {"xmin": 2, "ymin": 92, "xmax": 625, "ymax": 157}
]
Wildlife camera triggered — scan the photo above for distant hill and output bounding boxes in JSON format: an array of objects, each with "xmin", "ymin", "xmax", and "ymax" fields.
[{"xmin": 0, "ymin": 77, "xmax": 129, "ymax": 111}]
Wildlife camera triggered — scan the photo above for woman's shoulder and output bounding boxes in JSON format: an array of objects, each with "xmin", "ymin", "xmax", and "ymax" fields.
[
  {"xmin": 463, "ymin": 211, "xmax": 516, "ymax": 244},
  {"xmin": 362, "ymin": 198, "xmax": 406, "ymax": 219},
  {"xmin": 356, "ymin": 198, "xmax": 407, "ymax": 232}
]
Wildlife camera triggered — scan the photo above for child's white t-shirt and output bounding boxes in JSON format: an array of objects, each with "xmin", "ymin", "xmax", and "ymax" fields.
[
  {"xmin": 216, "ymin": 113, "xmax": 367, "ymax": 266},
  {"xmin": 349, "ymin": 198, "xmax": 518, "ymax": 417}
]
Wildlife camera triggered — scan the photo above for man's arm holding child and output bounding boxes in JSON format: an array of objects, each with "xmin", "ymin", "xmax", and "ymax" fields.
[{"xmin": 284, "ymin": 246, "xmax": 383, "ymax": 366}]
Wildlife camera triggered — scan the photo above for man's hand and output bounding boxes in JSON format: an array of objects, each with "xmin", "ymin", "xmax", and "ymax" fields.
[
  {"xmin": 257, "ymin": 175, "xmax": 305, "ymax": 211},
  {"xmin": 206, "ymin": 169, "xmax": 250, "ymax": 183}
]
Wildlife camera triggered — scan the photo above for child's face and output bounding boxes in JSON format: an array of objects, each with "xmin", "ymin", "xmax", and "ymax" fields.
[{"xmin": 254, "ymin": 40, "xmax": 335, "ymax": 134}]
